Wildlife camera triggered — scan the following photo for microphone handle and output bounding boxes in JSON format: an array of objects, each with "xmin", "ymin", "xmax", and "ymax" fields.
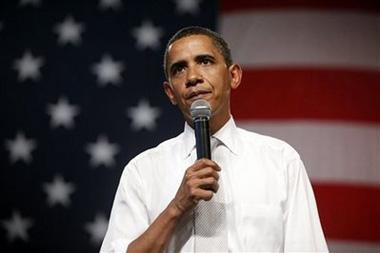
[{"xmin": 194, "ymin": 117, "xmax": 211, "ymax": 160}]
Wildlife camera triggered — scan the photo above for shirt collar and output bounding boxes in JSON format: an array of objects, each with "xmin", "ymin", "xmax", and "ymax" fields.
[
  {"xmin": 181, "ymin": 116, "xmax": 238, "ymax": 159},
  {"xmin": 213, "ymin": 117, "xmax": 238, "ymax": 155}
]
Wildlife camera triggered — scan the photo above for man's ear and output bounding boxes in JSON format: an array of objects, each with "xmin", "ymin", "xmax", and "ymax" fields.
[
  {"xmin": 229, "ymin": 64, "xmax": 242, "ymax": 90},
  {"xmin": 163, "ymin": 81, "xmax": 178, "ymax": 105}
]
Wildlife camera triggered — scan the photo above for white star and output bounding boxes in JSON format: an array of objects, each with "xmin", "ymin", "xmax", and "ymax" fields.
[
  {"xmin": 175, "ymin": 0, "xmax": 201, "ymax": 15},
  {"xmin": 132, "ymin": 20, "xmax": 163, "ymax": 50},
  {"xmin": 85, "ymin": 214, "xmax": 108, "ymax": 245},
  {"xmin": 13, "ymin": 51, "xmax": 44, "ymax": 82},
  {"xmin": 85, "ymin": 135, "xmax": 119, "ymax": 168},
  {"xmin": 5, "ymin": 132, "xmax": 37, "ymax": 164},
  {"xmin": 99, "ymin": 0, "xmax": 122, "ymax": 10},
  {"xmin": 54, "ymin": 16, "xmax": 85, "ymax": 46},
  {"xmin": 47, "ymin": 97, "xmax": 80, "ymax": 129},
  {"xmin": 127, "ymin": 99, "xmax": 161, "ymax": 131},
  {"xmin": 19, "ymin": 0, "xmax": 41, "ymax": 7},
  {"xmin": 1, "ymin": 211, "xmax": 33, "ymax": 242},
  {"xmin": 43, "ymin": 175, "xmax": 76, "ymax": 207},
  {"xmin": 92, "ymin": 54, "xmax": 125, "ymax": 86}
]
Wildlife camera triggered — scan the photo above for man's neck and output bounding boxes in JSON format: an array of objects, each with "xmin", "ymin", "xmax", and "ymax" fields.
[
  {"xmin": 186, "ymin": 114, "xmax": 231, "ymax": 135},
  {"xmin": 209, "ymin": 114, "xmax": 231, "ymax": 135}
]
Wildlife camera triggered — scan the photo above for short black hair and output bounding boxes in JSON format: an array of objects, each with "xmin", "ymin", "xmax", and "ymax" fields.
[{"xmin": 163, "ymin": 26, "xmax": 233, "ymax": 79}]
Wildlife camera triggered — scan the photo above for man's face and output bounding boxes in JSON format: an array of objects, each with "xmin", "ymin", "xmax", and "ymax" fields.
[{"xmin": 164, "ymin": 35, "xmax": 238, "ymax": 125}]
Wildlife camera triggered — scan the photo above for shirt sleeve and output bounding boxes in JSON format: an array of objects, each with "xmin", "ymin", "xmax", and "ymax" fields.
[
  {"xmin": 284, "ymin": 158, "xmax": 329, "ymax": 253},
  {"xmin": 100, "ymin": 162, "xmax": 149, "ymax": 253}
]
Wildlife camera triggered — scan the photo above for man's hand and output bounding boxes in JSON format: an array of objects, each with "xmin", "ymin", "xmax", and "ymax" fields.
[
  {"xmin": 172, "ymin": 158, "xmax": 221, "ymax": 215},
  {"xmin": 127, "ymin": 159, "xmax": 221, "ymax": 253}
]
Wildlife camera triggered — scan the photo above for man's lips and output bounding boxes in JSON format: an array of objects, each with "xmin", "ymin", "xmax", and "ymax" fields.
[{"xmin": 186, "ymin": 90, "xmax": 212, "ymax": 101}]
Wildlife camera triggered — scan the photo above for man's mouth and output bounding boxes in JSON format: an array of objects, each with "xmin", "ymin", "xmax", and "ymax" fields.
[{"xmin": 186, "ymin": 90, "xmax": 212, "ymax": 101}]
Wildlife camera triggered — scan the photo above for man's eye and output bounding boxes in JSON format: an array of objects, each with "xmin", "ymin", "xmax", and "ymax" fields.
[
  {"xmin": 200, "ymin": 58, "xmax": 212, "ymax": 65},
  {"xmin": 172, "ymin": 66, "xmax": 185, "ymax": 76}
]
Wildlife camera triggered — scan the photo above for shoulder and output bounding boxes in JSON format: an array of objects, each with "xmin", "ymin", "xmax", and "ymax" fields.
[
  {"xmin": 122, "ymin": 132, "xmax": 183, "ymax": 175},
  {"xmin": 134, "ymin": 133, "xmax": 182, "ymax": 162},
  {"xmin": 118, "ymin": 132, "xmax": 185, "ymax": 192},
  {"xmin": 236, "ymin": 127, "xmax": 300, "ymax": 161}
]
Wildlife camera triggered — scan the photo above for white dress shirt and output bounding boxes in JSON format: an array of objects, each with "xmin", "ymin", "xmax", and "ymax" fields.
[{"xmin": 100, "ymin": 117, "xmax": 329, "ymax": 253}]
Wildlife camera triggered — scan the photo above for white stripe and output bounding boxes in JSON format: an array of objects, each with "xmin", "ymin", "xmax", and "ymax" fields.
[
  {"xmin": 220, "ymin": 11, "xmax": 380, "ymax": 70},
  {"xmin": 327, "ymin": 240, "xmax": 380, "ymax": 253},
  {"xmin": 236, "ymin": 120, "xmax": 380, "ymax": 185}
]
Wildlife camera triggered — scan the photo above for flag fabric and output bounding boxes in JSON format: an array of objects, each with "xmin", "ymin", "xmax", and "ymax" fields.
[
  {"xmin": 0, "ymin": 0, "xmax": 217, "ymax": 252},
  {"xmin": 1, "ymin": 0, "xmax": 379, "ymax": 253},
  {"xmin": 220, "ymin": 0, "xmax": 380, "ymax": 252}
]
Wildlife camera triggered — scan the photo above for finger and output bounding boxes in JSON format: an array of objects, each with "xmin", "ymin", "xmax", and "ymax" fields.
[
  {"xmin": 192, "ymin": 167, "xmax": 220, "ymax": 180},
  {"xmin": 192, "ymin": 188, "xmax": 214, "ymax": 202},
  {"xmin": 194, "ymin": 159, "xmax": 220, "ymax": 171},
  {"xmin": 185, "ymin": 167, "xmax": 220, "ymax": 182},
  {"xmin": 194, "ymin": 177, "xmax": 219, "ymax": 193},
  {"xmin": 188, "ymin": 159, "xmax": 221, "ymax": 172}
]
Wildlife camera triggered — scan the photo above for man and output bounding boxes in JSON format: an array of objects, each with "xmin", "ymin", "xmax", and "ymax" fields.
[{"xmin": 101, "ymin": 26, "xmax": 328, "ymax": 253}]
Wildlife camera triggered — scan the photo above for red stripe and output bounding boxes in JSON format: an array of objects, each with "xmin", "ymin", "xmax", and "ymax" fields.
[
  {"xmin": 220, "ymin": 0, "xmax": 380, "ymax": 13},
  {"xmin": 313, "ymin": 182, "xmax": 380, "ymax": 242},
  {"xmin": 231, "ymin": 68, "xmax": 380, "ymax": 123}
]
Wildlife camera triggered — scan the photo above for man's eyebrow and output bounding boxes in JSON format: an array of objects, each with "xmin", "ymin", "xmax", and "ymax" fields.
[
  {"xmin": 195, "ymin": 54, "xmax": 216, "ymax": 61},
  {"xmin": 169, "ymin": 54, "xmax": 216, "ymax": 75}
]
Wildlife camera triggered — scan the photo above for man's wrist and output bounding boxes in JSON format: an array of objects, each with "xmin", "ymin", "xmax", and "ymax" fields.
[{"xmin": 167, "ymin": 200, "xmax": 185, "ymax": 219}]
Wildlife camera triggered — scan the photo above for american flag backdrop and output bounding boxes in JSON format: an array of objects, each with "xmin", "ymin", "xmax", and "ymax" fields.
[
  {"xmin": 0, "ymin": 0, "xmax": 379, "ymax": 253},
  {"xmin": 221, "ymin": 1, "xmax": 380, "ymax": 252}
]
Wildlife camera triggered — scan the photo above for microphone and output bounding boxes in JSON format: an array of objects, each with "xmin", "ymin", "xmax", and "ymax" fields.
[{"xmin": 190, "ymin": 99, "xmax": 211, "ymax": 160}]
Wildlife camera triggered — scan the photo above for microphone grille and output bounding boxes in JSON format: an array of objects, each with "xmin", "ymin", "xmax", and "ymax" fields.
[{"xmin": 190, "ymin": 99, "xmax": 211, "ymax": 119}]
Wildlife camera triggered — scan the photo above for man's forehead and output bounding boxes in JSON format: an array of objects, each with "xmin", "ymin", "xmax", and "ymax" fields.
[{"xmin": 167, "ymin": 35, "xmax": 219, "ymax": 62}]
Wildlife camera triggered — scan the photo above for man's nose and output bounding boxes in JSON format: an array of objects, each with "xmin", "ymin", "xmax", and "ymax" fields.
[{"xmin": 185, "ymin": 66, "xmax": 203, "ymax": 87}]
